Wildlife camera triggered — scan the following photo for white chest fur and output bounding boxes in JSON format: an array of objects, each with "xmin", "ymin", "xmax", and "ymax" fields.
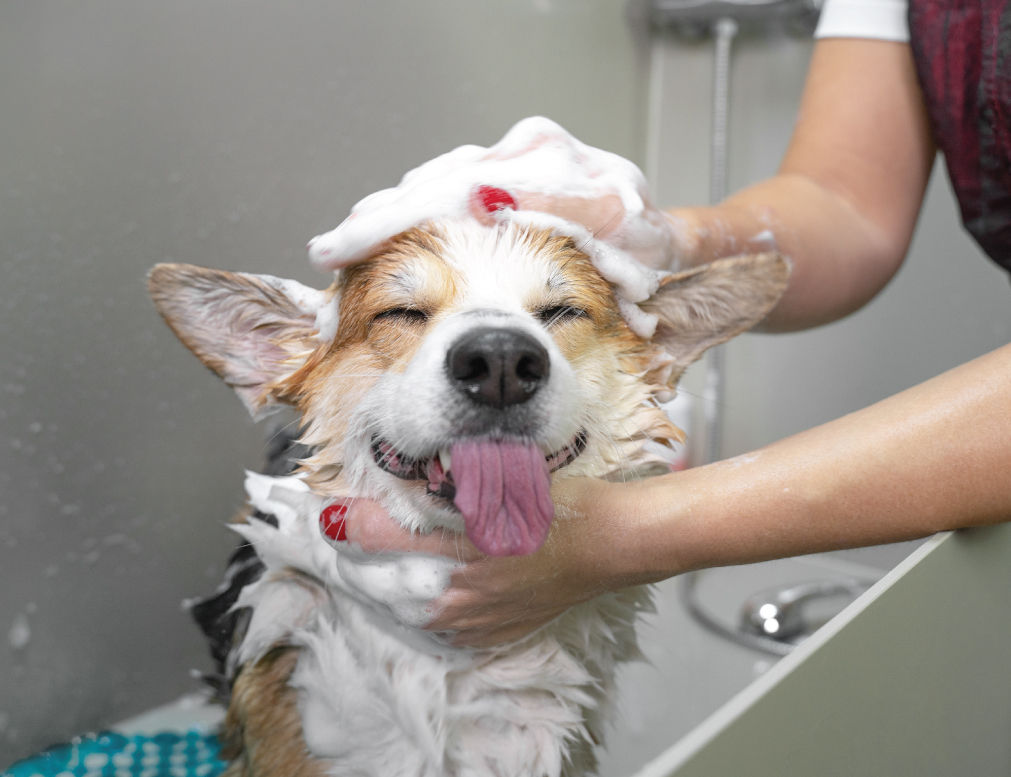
[{"xmin": 233, "ymin": 472, "xmax": 650, "ymax": 777}]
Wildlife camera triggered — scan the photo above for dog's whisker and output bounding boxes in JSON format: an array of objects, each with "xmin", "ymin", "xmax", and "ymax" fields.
[
  {"xmin": 591, "ymin": 207, "xmax": 625, "ymax": 241},
  {"xmin": 265, "ymin": 421, "xmax": 301, "ymax": 448},
  {"xmin": 543, "ymin": 306, "xmax": 578, "ymax": 328},
  {"xmin": 436, "ymin": 531, "xmax": 469, "ymax": 565},
  {"xmin": 667, "ymin": 386, "xmax": 738, "ymax": 413}
]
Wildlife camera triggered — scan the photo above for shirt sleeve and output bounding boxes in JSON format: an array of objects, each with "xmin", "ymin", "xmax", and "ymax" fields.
[{"xmin": 814, "ymin": 0, "xmax": 910, "ymax": 42}]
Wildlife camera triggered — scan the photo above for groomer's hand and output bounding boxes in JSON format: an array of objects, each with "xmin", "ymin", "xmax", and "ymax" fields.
[
  {"xmin": 468, "ymin": 189, "xmax": 627, "ymax": 239},
  {"xmin": 340, "ymin": 478, "xmax": 642, "ymax": 647},
  {"xmin": 467, "ymin": 187, "xmax": 700, "ymax": 271}
]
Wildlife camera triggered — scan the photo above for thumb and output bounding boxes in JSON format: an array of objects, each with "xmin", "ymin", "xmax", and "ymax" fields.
[{"xmin": 335, "ymin": 497, "xmax": 483, "ymax": 561}]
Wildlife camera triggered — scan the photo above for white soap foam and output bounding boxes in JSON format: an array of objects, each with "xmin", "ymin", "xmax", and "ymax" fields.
[
  {"xmin": 237, "ymin": 473, "xmax": 458, "ymax": 657},
  {"xmin": 750, "ymin": 229, "xmax": 777, "ymax": 249},
  {"xmin": 306, "ymin": 117, "xmax": 680, "ymax": 338}
]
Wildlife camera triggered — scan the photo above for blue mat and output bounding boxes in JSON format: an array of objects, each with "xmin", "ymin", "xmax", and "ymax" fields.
[{"xmin": 3, "ymin": 731, "xmax": 228, "ymax": 777}]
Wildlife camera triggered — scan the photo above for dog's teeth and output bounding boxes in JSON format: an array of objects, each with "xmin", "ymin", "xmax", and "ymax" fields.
[{"xmin": 439, "ymin": 447, "xmax": 452, "ymax": 474}]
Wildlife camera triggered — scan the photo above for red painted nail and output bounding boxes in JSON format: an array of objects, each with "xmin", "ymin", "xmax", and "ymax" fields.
[
  {"xmin": 319, "ymin": 503, "xmax": 348, "ymax": 542},
  {"xmin": 473, "ymin": 185, "xmax": 517, "ymax": 214}
]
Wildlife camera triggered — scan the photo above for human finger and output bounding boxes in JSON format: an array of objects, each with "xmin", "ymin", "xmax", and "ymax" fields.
[
  {"xmin": 465, "ymin": 187, "xmax": 627, "ymax": 241},
  {"xmin": 327, "ymin": 497, "xmax": 485, "ymax": 562}
]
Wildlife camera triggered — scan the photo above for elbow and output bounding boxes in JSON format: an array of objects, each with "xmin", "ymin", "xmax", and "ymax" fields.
[{"xmin": 755, "ymin": 178, "xmax": 916, "ymax": 332}]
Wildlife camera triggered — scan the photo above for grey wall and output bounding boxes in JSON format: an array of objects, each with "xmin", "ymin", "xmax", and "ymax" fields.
[{"xmin": 0, "ymin": 0, "xmax": 650, "ymax": 763}]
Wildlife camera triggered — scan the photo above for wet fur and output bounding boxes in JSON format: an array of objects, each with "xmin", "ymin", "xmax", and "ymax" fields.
[
  {"xmin": 220, "ymin": 647, "xmax": 327, "ymax": 777},
  {"xmin": 149, "ymin": 221, "xmax": 788, "ymax": 777}
]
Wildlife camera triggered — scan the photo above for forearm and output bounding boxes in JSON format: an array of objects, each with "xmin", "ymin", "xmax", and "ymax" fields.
[
  {"xmin": 605, "ymin": 343, "xmax": 1011, "ymax": 585},
  {"xmin": 669, "ymin": 176, "xmax": 903, "ymax": 331},
  {"xmin": 667, "ymin": 39, "xmax": 935, "ymax": 332}
]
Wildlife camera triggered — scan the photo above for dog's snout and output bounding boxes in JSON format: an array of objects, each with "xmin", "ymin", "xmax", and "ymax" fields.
[{"xmin": 446, "ymin": 327, "xmax": 550, "ymax": 408}]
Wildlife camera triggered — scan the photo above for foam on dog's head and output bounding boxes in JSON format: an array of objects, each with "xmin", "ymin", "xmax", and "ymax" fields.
[{"xmin": 306, "ymin": 117, "xmax": 678, "ymax": 338}]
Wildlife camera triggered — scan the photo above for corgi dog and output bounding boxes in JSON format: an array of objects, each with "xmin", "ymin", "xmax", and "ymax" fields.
[{"xmin": 149, "ymin": 218, "xmax": 787, "ymax": 777}]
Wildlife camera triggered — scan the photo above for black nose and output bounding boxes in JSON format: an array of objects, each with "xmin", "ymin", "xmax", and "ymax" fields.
[{"xmin": 446, "ymin": 327, "xmax": 550, "ymax": 408}]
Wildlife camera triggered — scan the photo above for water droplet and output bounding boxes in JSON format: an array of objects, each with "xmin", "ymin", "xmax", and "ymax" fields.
[{"xmin": 8, "ymin": 613, "xmax": 31, "ymax": 650}]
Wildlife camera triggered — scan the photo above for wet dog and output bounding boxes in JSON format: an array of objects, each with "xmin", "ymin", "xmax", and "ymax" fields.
[{"xmin": 149, "ymin": 219, "xmax": 787, "ymax": 776}]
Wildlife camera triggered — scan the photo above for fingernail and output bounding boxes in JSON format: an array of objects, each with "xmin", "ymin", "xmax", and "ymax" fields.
[
  {"xmin": 472, "ymin": 184, "xmax": 517, "ymax": 214},
  {"xmin": 319, "ymin": 503, "xmax": 349, "ymax": 543}
]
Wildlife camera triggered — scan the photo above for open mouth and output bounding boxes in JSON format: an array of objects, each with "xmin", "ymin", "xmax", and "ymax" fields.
[
  {"xmin": 371, "ymin": 431, "xmax": 588, "ymax": 502},
  {"xmin": 370, "ymin": 431, "xmax": 587, "ymax": 556}
]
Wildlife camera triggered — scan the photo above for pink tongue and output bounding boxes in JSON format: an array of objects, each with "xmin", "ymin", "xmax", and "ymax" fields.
[{"xmin": 451, "ymin": 439, "xmax": 554, "ymax": 556}]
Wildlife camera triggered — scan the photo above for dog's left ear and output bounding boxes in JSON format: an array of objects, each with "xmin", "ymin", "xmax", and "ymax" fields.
[
  {"xmin": 148, "ymin": 263, "xmax": 331, "ymax": 416},
  {"xmin": 641, "ymin": 252, "xmax": 790, "ymax": 381}
]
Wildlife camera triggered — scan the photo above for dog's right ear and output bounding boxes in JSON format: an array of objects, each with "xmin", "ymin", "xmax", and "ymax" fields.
[
  {"xmin": 148, "ymin": 263, "xmax": 332, "ymax": 417},
  {"xmin": 640, "ymin": 252, "xmax": 790, "ymax": 382}
]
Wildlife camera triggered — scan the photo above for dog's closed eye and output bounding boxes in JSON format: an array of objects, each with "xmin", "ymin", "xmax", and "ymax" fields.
[
  {"xmin": 535, "ymin": 305, "xmax": 589, "ymax": 327},
  {"xmin": 373, "ymin": 307, "xmax": 430, "ymax": 325}
]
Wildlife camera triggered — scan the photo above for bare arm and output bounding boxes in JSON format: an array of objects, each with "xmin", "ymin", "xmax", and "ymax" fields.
[
  {"xmin": 615, "ymin": 344, "xmax": 1011, "ymax": 579},
  {"xmin": 404, "ymin": 343, "xmax": 1011, "ymax": 645},
  {"xmin": 671, "ymin": 39, "xmax": 936, "ymax": 330}
]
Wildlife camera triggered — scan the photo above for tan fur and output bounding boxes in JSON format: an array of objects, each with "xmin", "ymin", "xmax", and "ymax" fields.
[
  {"xmin": 221, "ymin": 648, "xmax": 327, "ymax": 777},
  {"xmin": 644, "ymin": 252, "xmax": 790, "ymax": 382}
]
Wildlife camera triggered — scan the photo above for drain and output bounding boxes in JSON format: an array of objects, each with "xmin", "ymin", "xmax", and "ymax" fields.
[
  {"xmin": 738, "ymin": 579, "xmax": 873, "ymax": 643},
  {"xmin": 680, "ymin": 571, "xmax": 876, "ymax": 656}
]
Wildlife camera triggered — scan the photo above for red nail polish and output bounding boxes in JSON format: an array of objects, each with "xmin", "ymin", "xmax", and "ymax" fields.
[
  {"xmin": 473, "ymin": 185, "xmax": 517, "ymax": 214},
  {"xmin": 320, "ymin": 503, "xmax": 348, "ymax": 542}
]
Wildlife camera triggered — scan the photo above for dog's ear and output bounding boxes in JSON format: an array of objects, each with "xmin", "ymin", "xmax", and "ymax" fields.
[
  {"xmin": 148, "ymin": 263, "xmax": 331, "ymax": 416},
  {"xmin": 641, "ymin": 252, "xmax": 790, "ymax": 380}
]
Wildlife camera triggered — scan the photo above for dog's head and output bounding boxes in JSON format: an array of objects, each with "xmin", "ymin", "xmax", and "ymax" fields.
[{"xmin": 149, "ymin": 220, "xmax": 787, "ymax": 555}]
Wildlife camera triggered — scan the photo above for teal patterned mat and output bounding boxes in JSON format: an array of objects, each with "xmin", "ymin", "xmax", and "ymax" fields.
[{"xmin": 3, "ymin": 731, "xmax": 228, "ymax": 777}]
